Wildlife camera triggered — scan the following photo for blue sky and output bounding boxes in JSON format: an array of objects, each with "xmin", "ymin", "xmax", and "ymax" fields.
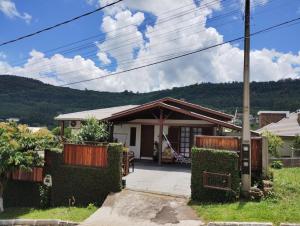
[{"xmin": 0, "ymin": 0, "xmax": 300, "ymax": 92}]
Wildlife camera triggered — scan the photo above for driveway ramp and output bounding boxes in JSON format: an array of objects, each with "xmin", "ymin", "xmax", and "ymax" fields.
[{"xmin": 80, "ymin": 190, "xmax": 203, "ymax": 226}]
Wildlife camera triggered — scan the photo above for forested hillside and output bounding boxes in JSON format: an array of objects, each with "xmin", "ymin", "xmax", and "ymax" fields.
[{"xmin": 1, "ymin": 75, "xmax": 299, "ymax": 127}]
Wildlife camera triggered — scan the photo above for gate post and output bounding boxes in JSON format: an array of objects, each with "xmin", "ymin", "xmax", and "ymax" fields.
[{"xmin": 262, "ymin": 136, "xmax": 269, "ymax": 177}]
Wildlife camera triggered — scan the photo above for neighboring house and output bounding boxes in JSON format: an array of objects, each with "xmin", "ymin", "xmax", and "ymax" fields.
[
  {"xmin": 55, "ymin": 97, "xmax": 249, "ymax": 160},
  {"xmin": 256, "ymin": 111, "xmax": 300, "ymax": 157},
  {"xmin": 6, "ymin": 117, "xmax": 20, "ymax": 123},
  {"xmin": 28, "ymin": 127, "xmax": 46, "ymax": 133},
  {"xmin": 258, "ymin": 111, "xmax": 289, "ymax": 128}
]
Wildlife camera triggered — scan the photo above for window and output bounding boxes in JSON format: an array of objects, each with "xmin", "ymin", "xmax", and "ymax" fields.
[
  {"xmin": 130, "ymin": 127, "xmax": 136, "ymax": 146},
  {"xmin": 180, "ymin": 127, "xmax": 190, "ymax": 157}
]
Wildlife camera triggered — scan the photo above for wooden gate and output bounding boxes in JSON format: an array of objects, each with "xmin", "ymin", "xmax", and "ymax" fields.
[{"xmin": 194, "ymin": 135, "xmax": 263, "ymax": 173}]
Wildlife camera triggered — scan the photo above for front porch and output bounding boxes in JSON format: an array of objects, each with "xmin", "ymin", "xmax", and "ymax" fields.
[
  {"xmin": 124, "ymin": 160, "xmax": 191, "ymax": 197},
  {"xmin": 108, "ymin": 98, "xmax": 240, "ymax": 165}
]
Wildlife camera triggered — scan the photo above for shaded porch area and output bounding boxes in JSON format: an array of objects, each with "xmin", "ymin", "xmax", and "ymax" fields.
[{"xmin": 124, "ymin": 160, "xmax": 191, "ymax": 197}]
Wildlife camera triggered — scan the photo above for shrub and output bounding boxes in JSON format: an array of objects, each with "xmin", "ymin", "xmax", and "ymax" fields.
[
  {"xmin": 262, "ymin": 131, "xmax": 283, "ymax": 157},
  {"xmin": 292, "ymin": 135, "xmax": 300, "ymax": 154},
  {"xmin": 76, "ymin": 118, "xmax": 109, "ymax": 144},
  {"xmin": 51, "ymin": 127, "xmax": 72, "ymax": 138},
  {"xmin": 191, "ymin": 147, "xmax": 240, "ymax": 202},
  {"xmin": 271, "ymin": 160, "xmax": 283, "ymax": 169}
]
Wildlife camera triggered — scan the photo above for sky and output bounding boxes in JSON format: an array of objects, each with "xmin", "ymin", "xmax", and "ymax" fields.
[{"xmin": 0, "ymin": 0, "xmax": 300, "ymax": 92}]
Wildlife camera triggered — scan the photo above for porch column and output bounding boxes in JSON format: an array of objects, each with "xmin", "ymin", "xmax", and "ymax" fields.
[
  {"xmin": 158, "ymin": 108, "xmax": 163, "ymax": 165},
  {"xmin": 108, "ymin": 122, "xmax": 114, "ymax": 142},
  {"xmin": 60, "ymin": 121, "xmax": 65, "ymax": 138}
]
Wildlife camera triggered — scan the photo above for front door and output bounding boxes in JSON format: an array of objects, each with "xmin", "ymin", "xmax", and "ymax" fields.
[{"xmin": 140, "ymin": 125, "xmax": 154, "ymax": 158}]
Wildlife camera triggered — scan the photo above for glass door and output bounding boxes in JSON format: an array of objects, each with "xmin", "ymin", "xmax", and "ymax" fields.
[{"xmin": 180, "ymin": 127, "xmax": 190, "ymax": 157}]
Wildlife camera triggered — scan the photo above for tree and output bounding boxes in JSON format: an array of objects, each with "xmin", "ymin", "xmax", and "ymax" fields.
[
  {"xmin": 263, "ymin": 131, "xmax": 284, "ymax": 157},
  {"xmin": 0, "ymin": 122, "xmax": 56, "ymax": 212}
]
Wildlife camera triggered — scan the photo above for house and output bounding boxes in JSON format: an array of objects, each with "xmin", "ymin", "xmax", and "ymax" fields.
[
  {"xmin": 55, "ymin": 97, "xmax": 251, "ymax": 161},
  {"xmin": 258, "ymin": 111, "xmax": 290, "ymax": 128},
  {"xmin": 6, "ymin": 117, "xmax": 20, "ymax": 123},
  {"xmin": 256, "ymin": 110, "xmax": 300, "ymax": 157}
]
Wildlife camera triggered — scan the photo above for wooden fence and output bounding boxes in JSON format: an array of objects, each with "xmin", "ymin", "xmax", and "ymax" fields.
[
  {"xmin": 11, "ymin": 167, "xmax": 43, "ymax": 182},
  {"xmin": 64, "ymin": 143, "xmax": 108, "ymax": 167},
  {"xmin": 195, "ymin": 135, "xmax": 263, "ymax": 173}
]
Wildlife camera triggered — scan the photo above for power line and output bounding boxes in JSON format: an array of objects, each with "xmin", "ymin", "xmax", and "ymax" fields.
[
  {"xmin": 1, "ymin": 15, "xmax": 299, "ymax": 96},
  {"xmin": 0, "ymin": 0, "xmax": 124, "ymax": 47},
  {"xmin": 10, "ymin": 0, "xmax": 282, "ymax": 77},
  {"xmin": 60, "ymin": 16, "xmax": 300, "ymax": 87},
  {"xmin": 9, "ymin": 0, "xmax": 225, "ymax": 67}
]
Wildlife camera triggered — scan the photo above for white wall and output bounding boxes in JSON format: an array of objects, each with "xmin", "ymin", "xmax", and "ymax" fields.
[
  {"xmin": 278, "ymin": 137, "xmax": 294, "ymax": 157},
  {"xmin": 113, "ymin": 124, "xmax": 141, "ymax": 158}
]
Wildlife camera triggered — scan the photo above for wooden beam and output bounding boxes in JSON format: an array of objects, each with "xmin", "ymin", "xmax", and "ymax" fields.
[{"xmin": 158, "ymin": 108, "xmax": 163, "ymax": 165}]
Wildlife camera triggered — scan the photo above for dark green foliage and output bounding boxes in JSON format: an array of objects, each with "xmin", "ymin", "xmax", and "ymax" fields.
[
  {"xmin": 3, "ymin": 181, "xmax": 41, "ymax": 208},
  {"xmin": 39, "ymin": 185, "xmax": 51, "ymax": 209},
  {"xmin": 76, "ymin": 118, "xmax": 109, "ymax": 143},
  {"xmin": 1, "ymin": 75, "xmax": 300, "ymax": 127},
  {"xmin": 271, "ymin": 160, "xmax": 283, "ymax": 169},
  {"xmin": 45, "ymin": 143, "xmax": 122, "ymax": 206},
  {"xmin": 51, "ymin": 127, "xmax": 72, "ymax": 138},
  {"xmin": 191, "ymin": 147, "xmax": 240, "ymax": 202}
]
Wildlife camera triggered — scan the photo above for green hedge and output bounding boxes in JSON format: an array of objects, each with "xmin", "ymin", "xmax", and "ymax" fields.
[
  {"xmin": 3, "ymin": 180, "xmax": 41, "ymax": 208},
  {"xmin": 46, "ymin": 143, "xmax": 122, "ymax": 206},
  {"xmin": 4, "ymin": 143, "xmax": 122, "ymax": 208},
  {"xmin": 191, "ymin": 147, "xmax": 240, "ymax": 202}
]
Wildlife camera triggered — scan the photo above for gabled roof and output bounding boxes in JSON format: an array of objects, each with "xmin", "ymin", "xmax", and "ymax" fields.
[
  {"xmin": 55, "ymin": 105, "xmax": 138, "ymax": 121},
  {"xmin": 105, "ymin": 100, "xmax": 241, "ymax": 131},
  {"xmin": 138, "ymin": 97, "xmax": 233, "ymax": 121},
  {"xmin": 256, "ymin": 112, "xmax": 300, "ymax": 137}
]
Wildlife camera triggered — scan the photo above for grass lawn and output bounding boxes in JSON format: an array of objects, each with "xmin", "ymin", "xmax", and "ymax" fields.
[
  {"xmin": 0, "ymin": 206, "xmax": 97, "ymax": 222},
  {"xmin": 191, "ymin": 168, "xmax": 300, "ymax": 225}
]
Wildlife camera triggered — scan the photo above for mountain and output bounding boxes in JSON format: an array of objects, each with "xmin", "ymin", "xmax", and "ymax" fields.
[{"xmin": 1, "ymin": 75, "xmax": 300, "ymax": 127}]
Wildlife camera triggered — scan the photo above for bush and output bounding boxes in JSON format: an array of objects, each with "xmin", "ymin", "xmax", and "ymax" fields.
[
  {"xmin": 271, "ymin": 160, "xmax": 283, "ymax": 169},
  {"xmin": 76, "ymin": 118, "xmax": 109, "ymax": 144},
  {"xmin": 293, "ymin": 135, "xmax": 300, "ymax": 154},
  {"xmin": 263, "ymin": 131, "xmax": 283, "ymax": 157},
  {"xmin": 191, "ymin": 148, "xmax": 240, "ymax": 202},
  {"xmin": 51, "ymin": 127, "xmax": 72, "ymax": 138}
]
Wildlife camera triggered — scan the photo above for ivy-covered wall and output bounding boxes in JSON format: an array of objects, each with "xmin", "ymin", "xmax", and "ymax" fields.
[
  {"xmin": 4, "ymin": 143, "xmax": 123, "ymax": 207},
  {"xmin": 191, "ymin": 147, "xmax": 240, "ymax": 202},
  {"xmin": 45, "ymin": 143, "xmax": 123, "ymax": 206},
  {"xmin": 4, "ymin": 180, "xmax": 41, "ymax": 208}
]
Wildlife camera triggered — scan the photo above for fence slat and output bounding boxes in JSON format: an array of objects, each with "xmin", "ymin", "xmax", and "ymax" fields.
[
  {"xmin": 63, "ymin": 144, "xmax": 108, "ymax": 167},
  {"xmin": 11, "ymin": 167, "xmax": 43, "ymax": 182}
]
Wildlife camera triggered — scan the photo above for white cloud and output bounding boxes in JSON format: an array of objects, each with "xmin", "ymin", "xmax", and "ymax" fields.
[
  {"xmin": 0, "ymin": 52, "xmax": 6, "ymax": 59},
  {"xmin": 0, "ymin": 0, "xmax": 32, "ymax": 23},
  {"xmin": 0, "ymin": 0, "xmax": 299, "ymax": 92}
]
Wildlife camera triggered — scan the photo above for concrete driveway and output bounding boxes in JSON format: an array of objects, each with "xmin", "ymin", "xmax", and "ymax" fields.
[
  {"xmin": 80, "ymin": 190, "xmax": 203, "ymax": 226},
  {"xmin": 124, "ymin": 160, "xmax": 191, "ymax": 197}
]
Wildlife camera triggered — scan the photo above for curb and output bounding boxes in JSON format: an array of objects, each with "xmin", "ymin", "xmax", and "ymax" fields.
[
  {"xmin": 0, "ymin": 219, "xmax": 79, "ymax": 226},
  {"xmin": 207, "ymin": 222, "xmax": 273, "ymax": 226}
]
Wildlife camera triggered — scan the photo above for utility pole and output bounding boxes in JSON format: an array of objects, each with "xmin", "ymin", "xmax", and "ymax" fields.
[{"xmin": 241, "ymin": 0, "xmax": 251, "ymax": 194}]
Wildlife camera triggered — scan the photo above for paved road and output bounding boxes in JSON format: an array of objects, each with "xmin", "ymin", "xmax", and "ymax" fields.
[
  {"xmin": 80, "ymin": 190, "xmax": 203, "ymax": 226},
  {"xmin": 125, "ymin": 161, "xmax": 191, "ymax": 197}
]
